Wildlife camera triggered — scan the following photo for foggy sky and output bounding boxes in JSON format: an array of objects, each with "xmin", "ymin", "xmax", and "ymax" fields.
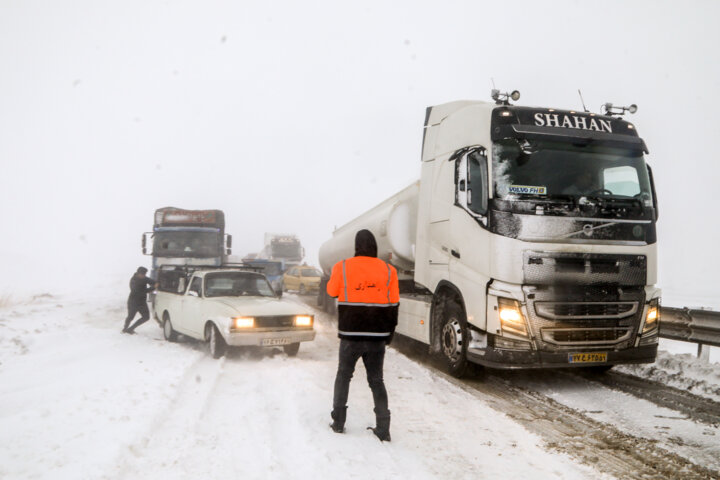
[{"xmin": 1, "ymin": 0, "xmax": 719, "ymax": 303}]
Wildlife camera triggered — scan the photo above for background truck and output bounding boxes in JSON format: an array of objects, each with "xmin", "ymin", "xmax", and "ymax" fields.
[
  {"xmin": 142, "ymin": 207, "xmax": 232, "ymax": 279},
  {"xmin": 241, "ymin": 258, "xmax": 285, "ymax": 294},
  {"xmin": 319, "ymin": 92, "xmax": 661, "ymax": 376},
  {"xmin": 259, "ymin": 233, "xmax": 304, "ymax": 269}
]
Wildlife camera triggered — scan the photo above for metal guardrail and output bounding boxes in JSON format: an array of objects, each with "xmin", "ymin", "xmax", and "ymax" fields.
[{"xmin": 659, "ymin": 306, "xmax": 720, "ymax": 359}]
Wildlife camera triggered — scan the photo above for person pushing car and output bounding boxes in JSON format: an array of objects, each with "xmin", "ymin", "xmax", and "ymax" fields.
[
  {"xmin": 326, "ymin": 229, "xmax": 399, "ymax": 441},
  {"xmin": 123, "ymin": 266, "xmax": 157, "ymax": 334}
]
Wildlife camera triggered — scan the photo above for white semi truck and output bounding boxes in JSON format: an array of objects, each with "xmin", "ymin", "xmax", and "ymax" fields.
[
  {"xmin": 260, "ymin": 233, "xmax": 304, "ymax": 270},
  {"xmin": 319, "ymin": 92, "xmax": 660, "ymax": 376}
]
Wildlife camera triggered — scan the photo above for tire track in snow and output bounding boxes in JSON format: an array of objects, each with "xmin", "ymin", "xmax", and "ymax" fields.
[
  {"xmin": 109, "ymin": 353, "xmax": 226, "ymax": 480},
  {"xmin": 570, "ymin": 369, "xmax": 720, "ymax": 426}
]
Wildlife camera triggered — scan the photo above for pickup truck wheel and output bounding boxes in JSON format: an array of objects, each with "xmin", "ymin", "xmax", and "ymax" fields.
[
  {"xmin": 162, "ymin": 313, "xmax": 178, "ymax": 342},
  {"xmin": 283, "ymin": 342, "xmax": 300, "ymax": 356},
  {"xmin": 440, "ymin": 301, "xmax": 471, "ymax": 378},
  {"xmin": 207, "ymin": 324, "xmax": 226, "ymax": 359},
  {"xmin": 299, "ymin": 284, "xmax": 306, "ymax": 295}
]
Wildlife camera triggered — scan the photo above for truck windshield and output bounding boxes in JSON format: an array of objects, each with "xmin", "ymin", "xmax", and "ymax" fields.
[
  {"xmin": 493, "ymin": 139, "xmax": 654, "ymax": 206},
  {"xmin": 153, "ymin": 231, "xmax": 221, "ymax": 258},
  {"xmin": 204, "ymin": 272, "xmax": 276, "ymax": 298},
  {"xmin": 272, "ymin": 244, "xmax": 301, "ymax": 259}
]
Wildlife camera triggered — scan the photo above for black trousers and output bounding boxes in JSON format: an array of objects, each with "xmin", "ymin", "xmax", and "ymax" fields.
[
  {"xmin": 124, "ymin": 300, "xmax": 150, "ymax": 331},
  {"xmin": 333, "ymin": 339, "xmax": 389, "ymax": 417}
]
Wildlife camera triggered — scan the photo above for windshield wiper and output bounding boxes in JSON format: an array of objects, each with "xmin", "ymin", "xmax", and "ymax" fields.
[{"xmin": 582, "ymin": 195, "xmax": 644, "ymax": 215}]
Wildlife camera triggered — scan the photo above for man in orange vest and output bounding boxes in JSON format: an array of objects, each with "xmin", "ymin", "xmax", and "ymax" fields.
[{"xmin": 326, "ymin": 229, "xmax": 399, "ymax": 442}]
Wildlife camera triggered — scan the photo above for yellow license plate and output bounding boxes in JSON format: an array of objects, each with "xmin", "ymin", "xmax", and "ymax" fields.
[{"xmin": 568, "ymin": 352, "xmax": 607, "ymax": 363}]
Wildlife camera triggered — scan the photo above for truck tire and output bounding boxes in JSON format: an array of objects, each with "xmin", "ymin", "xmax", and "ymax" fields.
[
  {"xmin": 162, "ymin": 312, "xmax": 178, "ymax": 342},
  {"xmin": 439, "ymin": 300, "xmax": 471, "ymax": 378},
  {"xmin": 283, "ymin": 342, "xmax": 300, "ymax": 356},
  {"xmin": 206, "ymin": 323, "xmax": 226, "ymax": 359}
]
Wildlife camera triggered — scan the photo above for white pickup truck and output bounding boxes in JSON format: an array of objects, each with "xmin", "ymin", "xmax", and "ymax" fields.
[{"xmin": 154, "ymin": 267, "xmax": 316, "ymax": 358}]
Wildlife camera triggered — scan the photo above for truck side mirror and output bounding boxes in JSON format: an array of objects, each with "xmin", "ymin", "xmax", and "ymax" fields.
[{"xmin": 141, "ymin": 232, "xmax": 152, "ymax": 255}]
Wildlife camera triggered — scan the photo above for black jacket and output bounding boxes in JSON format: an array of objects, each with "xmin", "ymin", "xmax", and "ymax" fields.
[{"xmin": 128, "ymin": 274, "xmax": 155, "ymax": 305}]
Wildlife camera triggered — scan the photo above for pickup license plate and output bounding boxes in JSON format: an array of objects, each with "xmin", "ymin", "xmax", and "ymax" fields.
[
  {"xmin": 262, "ymin": 338, "xmax": 291, "ymax": 346},
  {"xmin": 568, "ymin": 352, "xmax": 607, "ymax": 363}
]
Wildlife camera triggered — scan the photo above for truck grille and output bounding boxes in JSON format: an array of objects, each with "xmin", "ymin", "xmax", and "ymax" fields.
[
  {"xmin": 535, "ymin": 301, "xmax": 637, "ymax": 320},
  {"xmin": 523, "ymin": 251, "xmax": 646, "ymax": 286},
  {"xmin": 542, "ymin": 327, "xmax": 632, "ymax": 345},
  {"xmin": 523, "ymin": 285, "xmax": 644, "ymax": 349}
]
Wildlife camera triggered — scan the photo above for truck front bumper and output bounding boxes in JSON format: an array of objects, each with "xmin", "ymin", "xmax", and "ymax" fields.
[
  {"xmin": 466, "ymin": 343, "xmax": 658, "ymax": 370},
  {"xmin": 224, "ymin": 328, "xmax": 316, "ymax": 347}
]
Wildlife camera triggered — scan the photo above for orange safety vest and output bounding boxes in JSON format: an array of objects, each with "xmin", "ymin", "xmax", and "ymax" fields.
[
  {"xmin": 328, "ymin": 256, "xmax": 399, "ymax": 306},
  {"xmin": 327, "ymin": 256, "xmax": 400, "ymax": 339}
]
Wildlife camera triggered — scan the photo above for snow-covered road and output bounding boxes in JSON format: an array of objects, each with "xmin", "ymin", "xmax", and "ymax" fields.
[{"xmin": 1, "ymin": 287, "xmax": 719, "ymax": 479}]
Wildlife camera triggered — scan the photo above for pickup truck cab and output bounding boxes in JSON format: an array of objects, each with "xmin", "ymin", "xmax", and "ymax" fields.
[{"xmin": 154, "ymin": 267, "xmax": 316, "ymax": 358}]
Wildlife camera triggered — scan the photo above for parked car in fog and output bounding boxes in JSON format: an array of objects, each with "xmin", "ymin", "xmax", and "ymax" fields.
[{"xmin": 283, "ymin": 265, "xmax": 322, "ymax": 294}]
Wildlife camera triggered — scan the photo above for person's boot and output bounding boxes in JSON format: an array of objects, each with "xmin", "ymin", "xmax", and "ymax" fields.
[
  {"xmin": 368, "ymin": 411, "xmax": 391, "ymax": 442},
  {"xmin": 330, "ymin": 407, "xmax": 347, "ymax": 433}
]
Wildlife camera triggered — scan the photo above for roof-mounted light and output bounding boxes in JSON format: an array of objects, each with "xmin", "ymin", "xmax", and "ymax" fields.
[
  {"xmin": 491, "ymin": 89, "xmax": 521, "ymax": 105},
  {"xmin": 602, "ymin": 102, "xmax": 638, "ymax": 117}
]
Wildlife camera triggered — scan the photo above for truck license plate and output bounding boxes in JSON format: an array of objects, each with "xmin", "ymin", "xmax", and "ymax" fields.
[
  {"xmin": 262, "ymin": 338, "xmax": 290, "ymax": 346},
  {"xmin": 568, "ymin": 352, "xmax": 607, "ymax": 363}
]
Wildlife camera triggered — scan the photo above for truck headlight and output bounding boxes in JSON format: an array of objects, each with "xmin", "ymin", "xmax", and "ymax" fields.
[
  {"xmin": 642, "ymin": 299, "xmax": 660, "ymax": 334},
  {"xmin": 295, "ymin": 315, "xmax": 313, "ymax": 327},
  {"xmin": 498, "ymin": 297, "xmax": 527, "ymax": 337},
  {"xmin": 234, "ymin": 316, "xmax": 255, "ymax": 328}
]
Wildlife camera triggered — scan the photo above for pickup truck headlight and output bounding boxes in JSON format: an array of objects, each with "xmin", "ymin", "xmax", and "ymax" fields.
[
  {"xmin": 294, "ymin": 315, "xmax": 313, "ymax": 327},
  {"xmin": 642, "ymin": 299, "xmax": 660, "ymax": 334},
  {"xmin": 233, "ymin": 316, "xmax": 255, "ymax": 328},
  {"xmin": 498, "ymin": 297, "xmax": 528, "ymax": 337}
]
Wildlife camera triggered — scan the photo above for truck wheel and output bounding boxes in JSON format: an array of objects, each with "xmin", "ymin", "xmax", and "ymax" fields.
[
  {"xmin": 162, "ymin": 312, "xmax": 178, "ymax": 342},
  {"xmin": 440, "ymin": 300, "xmax": 471, "ymax": 378},
  {"xmin": 206, "ymin": 324, "xmax": 226, "ymax": 359},
  {"xmin": 299, "ymin": 284, "xmax": 306, "ymax": 295},
  {"xmin": 283, "ymin": 343, "xmax": 300, "ymax": 356}
]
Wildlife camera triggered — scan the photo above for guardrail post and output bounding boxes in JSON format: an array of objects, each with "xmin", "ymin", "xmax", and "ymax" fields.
[{"xmin": 697, "ymin": 343, "xmax": 710, "ymax": 363}]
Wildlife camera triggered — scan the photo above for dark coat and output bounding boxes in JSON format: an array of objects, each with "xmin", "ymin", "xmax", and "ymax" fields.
[{"xmin": 128, "ymin": 274, "xmax": 155, "ymax": 305}]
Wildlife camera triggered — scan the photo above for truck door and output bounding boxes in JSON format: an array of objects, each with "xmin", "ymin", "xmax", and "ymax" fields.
[{"xmin": 451, "ymin": 147, "xmax": 491, "ymax": 330}]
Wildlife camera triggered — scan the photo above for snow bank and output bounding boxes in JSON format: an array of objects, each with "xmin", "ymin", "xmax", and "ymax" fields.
[{"xmin": 616, "ymin": 348, "xmax": 720, "ymax": 402}]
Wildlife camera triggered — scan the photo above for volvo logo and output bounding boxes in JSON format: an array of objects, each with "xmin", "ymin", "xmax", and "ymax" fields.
[{"xmin": 582, "ymin": 224, "xmax": 594, "ymax": 237}]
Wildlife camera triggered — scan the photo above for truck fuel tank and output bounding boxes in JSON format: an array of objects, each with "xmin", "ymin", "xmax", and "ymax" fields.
[{"xmin": 319, "ymin": 182, "xmax": 419, "ymax": 277}]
